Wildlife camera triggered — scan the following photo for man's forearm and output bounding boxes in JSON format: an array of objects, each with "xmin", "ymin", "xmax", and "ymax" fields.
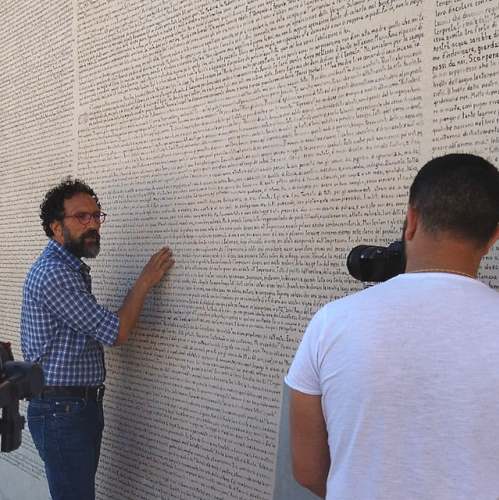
[
  {"xmin": 114, "ymin": 246, "xmax": 174, "ymax": 345},
  {"xmin": 115, "ymin": 277, "xmax": 150, "ymax": 344}
]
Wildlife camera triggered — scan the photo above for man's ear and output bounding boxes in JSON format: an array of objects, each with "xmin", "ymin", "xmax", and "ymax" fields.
[
  {"xmin": 484, "ymin": 225, "xmax": 499, "ymax": 254},
  {"xmin": 50, "ymin": 220, "xmax": 64, "ymax": 243},
  {"xmin": 404, "ymin": 205, "xmax": 419, "ymax": 241}
]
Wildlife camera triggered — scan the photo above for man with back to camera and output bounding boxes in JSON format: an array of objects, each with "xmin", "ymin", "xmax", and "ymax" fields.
[
  {"xmin": 285, "ymin": 153, "xmax": 499, "ymax": 499},
  {"xmin": 20, "ymin": 178, "xmax": 175, "ymax": 500}
]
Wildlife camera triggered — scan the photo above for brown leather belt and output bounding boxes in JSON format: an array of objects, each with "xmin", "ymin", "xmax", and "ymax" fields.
[{"xmin": 40, "ymin": 385, "xmax": 105, "ymax": 401}]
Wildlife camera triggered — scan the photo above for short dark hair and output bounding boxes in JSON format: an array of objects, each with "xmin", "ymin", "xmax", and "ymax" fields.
[
  {"xmin": 40, "ymin": 177, "xmax": 100, "ymax": 237},
  {"xmin": 409, "ymin": 153, "xmax": 499, "ymax": 245}
]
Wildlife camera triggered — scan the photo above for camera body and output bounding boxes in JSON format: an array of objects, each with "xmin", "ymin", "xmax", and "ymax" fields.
[
  {"xmin": 347, "ymin": 240, "xmax": 406, "ymax": 282},
  {"xmin": 0, "ymin": 342, "xmax": 44, "ymax": 452}
]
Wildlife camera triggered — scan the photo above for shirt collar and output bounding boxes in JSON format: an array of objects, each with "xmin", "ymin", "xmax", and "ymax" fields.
[{"xmin": 45, "ymin": 239, "xmax": 90, "ymax": 273}]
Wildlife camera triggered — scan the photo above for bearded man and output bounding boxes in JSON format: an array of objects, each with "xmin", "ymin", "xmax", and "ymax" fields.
[{"xmin": 20, "ymin": 178, "xmax": 174, "ymax": 500}]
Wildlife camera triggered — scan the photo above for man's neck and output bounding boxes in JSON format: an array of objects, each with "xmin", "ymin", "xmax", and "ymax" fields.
[
  {"xmin": 50, "ymin": 238, "xmax": 83, "ymax": 263},
  {"xmin": 405, "ymin": 238, "xmax": 483, "ymax": 278}
]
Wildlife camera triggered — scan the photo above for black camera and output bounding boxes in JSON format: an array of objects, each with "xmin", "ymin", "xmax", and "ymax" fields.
[
  {"xmin": 347, "ymin": 240, "xmax": 406, "ymax": 282},
  {"xmin": 0, "ymin": 342, "xmax": 44, "ymax": 452}
]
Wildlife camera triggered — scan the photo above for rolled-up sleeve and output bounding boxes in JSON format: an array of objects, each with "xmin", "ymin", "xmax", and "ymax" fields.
[{"xmin": 39, "ymin": 265, "xmax": 119, "ymax": 346}]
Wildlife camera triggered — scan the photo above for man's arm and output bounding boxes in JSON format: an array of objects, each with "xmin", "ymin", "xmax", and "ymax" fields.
[
  {"xmin": 115, "ymin": 247, "xmax": 174, "ymax": 345},
  {"xmin": 289, "ymin": 389, "xmax": 331, "ymax": 498}
]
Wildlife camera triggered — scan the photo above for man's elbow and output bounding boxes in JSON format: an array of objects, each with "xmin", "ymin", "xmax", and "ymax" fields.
[
  {"xmin": 292, "ymin": 468, "xmax": 312, "ymax": 489},
  {"xmin": 113, "ymin": 325, "xmax": 128, "ymax": 345},
  {"xmin": 292, "ymin": 463, "xmax": 327, "ymax": 497}
]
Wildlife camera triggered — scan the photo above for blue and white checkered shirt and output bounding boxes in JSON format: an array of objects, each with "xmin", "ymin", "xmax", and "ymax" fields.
[{"xmin": 20, "ymin": 239, "xmax": 119, "ymax": 386}]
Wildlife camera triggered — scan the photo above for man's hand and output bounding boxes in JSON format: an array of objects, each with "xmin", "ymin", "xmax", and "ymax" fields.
[
  {"xmin": 115, "ymin": 246, "xmax": 175, "ymax": 345},
  {"xmin": 138, "ymin": 247, "xmax": 175, "ymax": 289}
]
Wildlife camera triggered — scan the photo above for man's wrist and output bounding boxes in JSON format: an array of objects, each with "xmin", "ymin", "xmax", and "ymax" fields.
[{"xmin": 134, "ymin": 275, "xmax": 151, "ymax": 294}]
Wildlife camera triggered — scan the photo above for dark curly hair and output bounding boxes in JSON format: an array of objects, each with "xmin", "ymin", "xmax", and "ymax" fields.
[
  {"xmin": 409, "ymin": 154, "xmax": 499, "ymax": 246},
  {"xmin": 40, "ymin": 177, "xmax": 100, "ymax": 237}
]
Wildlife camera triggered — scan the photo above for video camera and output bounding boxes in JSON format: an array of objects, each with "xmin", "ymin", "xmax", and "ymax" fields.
[
  {"xmin": 347, "ymin": 240, "xmax": 406, "ymax": 282},
  {"xmin": 0, "ymin": 342, "xmax": 44, "ymax": 452}
]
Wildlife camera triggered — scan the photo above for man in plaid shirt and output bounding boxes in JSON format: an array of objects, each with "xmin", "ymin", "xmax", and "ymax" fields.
[{"xmin": 21, "ymin": 178, "xmax": 174, "ymax": 500}]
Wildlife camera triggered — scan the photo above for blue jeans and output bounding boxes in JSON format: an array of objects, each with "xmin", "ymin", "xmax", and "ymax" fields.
[{"xmin": 27, "ymin": 396, "xmax": 104, "ymax": 500}]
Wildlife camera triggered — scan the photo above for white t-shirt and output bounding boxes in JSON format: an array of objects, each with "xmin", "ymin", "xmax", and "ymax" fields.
[{"xmin": 286, "ymin": 273, "xmax": 499, "ymax": 500}]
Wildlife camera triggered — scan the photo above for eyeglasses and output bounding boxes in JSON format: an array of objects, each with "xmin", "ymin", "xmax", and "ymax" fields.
[{"xmin": 63, "ymin": 212, "xmax": 107, "ymax": 225}]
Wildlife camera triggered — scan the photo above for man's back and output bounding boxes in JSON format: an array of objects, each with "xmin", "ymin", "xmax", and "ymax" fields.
[{"xmin": 286, "ymin": 272, "xmax": 499, "ymax": 499}]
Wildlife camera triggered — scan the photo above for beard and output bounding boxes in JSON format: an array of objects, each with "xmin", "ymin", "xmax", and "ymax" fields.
[{"xmin": 63, "ymin": 226, "xmax": 100, "ymax": 258}]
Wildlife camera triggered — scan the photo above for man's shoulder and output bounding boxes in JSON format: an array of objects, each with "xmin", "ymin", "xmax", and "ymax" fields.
[
  {"xmin": 26, "ymin": 251, "xmax": 79, "ymax": 290},
  {"xmin": 307, "ymin": 289, "xmax": 365, "ymax": 332},
  {"xmin": 309, "ymin": 278, "xmax": 402, "ymax": 329},
  {"xmin": 319, "ymin": 281, "xmax": 390, "ymax": 313},
  {"xmin": 318, "ymin": 273, "xmax": 499, "ymax": 321}
]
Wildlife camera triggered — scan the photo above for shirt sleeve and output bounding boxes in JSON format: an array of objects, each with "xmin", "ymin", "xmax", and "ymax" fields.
[
  {"xmin": 284, "ymin": 306, "xmax": 325, "ymax": 395},
  {"xmin": 39, "ymin": 265, "xmax": 119, "ymax": 347}
]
